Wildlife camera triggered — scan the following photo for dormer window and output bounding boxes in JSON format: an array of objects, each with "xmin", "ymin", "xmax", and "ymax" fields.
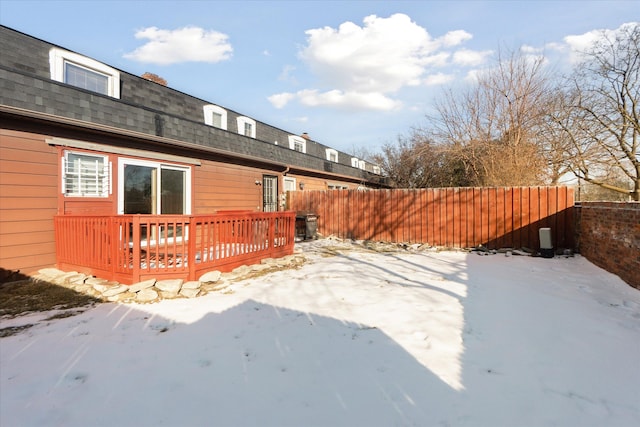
[
  {"xmin": 373, "ymin": 166, "xmax": 381, "ymax": 175},
  {"xmin": 49, "ymin": 48, "xmax": 120, "ymax": 98},
  {"xmin": 358, "ymin": 160, "xmax": 366, "ymax": 170},
  {"xmin": 203, "ymin": 105, "xmax": 228, "ymax": 130},
  {"xmin": 351, "ymin": 157, "xmax": 359, "ymax": 168},
  {"xmin": 326, "ymin": 148, "xmax": 338, "ymax": 163},
  {"xmin": 237, "ymin": 116, "xmax": 256, "ymax": 138},
  {"xmin": 288, "ymin": 135, "xmax": 306, "ymax": 153}
]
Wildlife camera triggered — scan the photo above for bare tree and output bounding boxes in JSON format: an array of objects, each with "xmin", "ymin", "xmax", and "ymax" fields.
[
  {"xmin": 549, "ymin": 23, "xmax": 639, "ymax": 200},
  {"xmin": 429, "ymin": 48, "xmax": 557, "ymax": 186},
  {"xmin": 372, "ymin": 129, "xmax": 464, "ymax": 188}
]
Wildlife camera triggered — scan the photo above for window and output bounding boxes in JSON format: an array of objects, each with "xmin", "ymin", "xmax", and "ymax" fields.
[
  {"xmin": 203, "ymin": 105, "xmax": 228, "ymax": 130},
  {"xmin": 118, "ymin": 159, "xmax": 191, "ymax": 215},
  {"xmin": 358, "ymin": 160, "xmax": 366, "ymax": 170},
  {"xmin": 236, "ymin": 116, "xmax": 256, "ymax": 138},
  {"xmin": 283, "ymin": 177, "xmax": 296, "ymax": 192},
  {"xmin": 62, "ymin": 151, "xmax": 110, "ymax": 197},
  {"xmin": 328, "ymin": 183, "xmax": 349, "ymax": 190},
  {"xmin": 288, "ymin": 135, "xmax": 306, "ymax": 153},
  {"xmin": 49, "ymin": 48, "xmax": 120, "ymax": 98},
  {"xmin": 373, "ymin": 166, "xmax": 381, "ymax": 175},
  {"xmin": 263, "ymin": 175, "xmax": 278, "ymax": 212},
  {"xmin": 351, "ymin": 157, "xmax": 359, "ymax": 168},
  {"xmin": 326, "ymin": 148, "xmax": 339, "ymax": 163}
]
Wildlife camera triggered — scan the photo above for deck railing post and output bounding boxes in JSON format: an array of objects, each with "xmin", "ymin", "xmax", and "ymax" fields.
[
  {"xmin": 132, "ymin": 215, "xmax": 141, "ymax": 283},
  {"xmin": 188, "ymin": 215, "xmax": 197, "ymax": 281},
  {"xmin": 109, "ymin": 216, "xmax": 116, "ymax": 277},
  {"xmin": 268, "ymin": 214, "xmax": 275, "ymax": 256}
]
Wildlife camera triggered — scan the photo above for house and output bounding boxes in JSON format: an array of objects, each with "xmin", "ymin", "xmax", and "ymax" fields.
[{"xmin": 0, "ymin": 25, "xmax": 387, "ymax": 281}]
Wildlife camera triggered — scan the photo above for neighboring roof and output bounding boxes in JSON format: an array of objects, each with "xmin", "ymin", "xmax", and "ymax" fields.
[{"xmin": 0, "ymin": 25, "xmax": 387, "ymax": 187}]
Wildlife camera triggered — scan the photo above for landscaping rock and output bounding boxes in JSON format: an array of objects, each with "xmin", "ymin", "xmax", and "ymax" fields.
[
  {"xmin": 110, "ymin": 292, "xmax": 136, "ymax": 302},
  {"xmin": 155, "ymin": 279, "xmax": 183, "ymax": 293},
  {"xmin": 199, "ymin": 270, "xmax": 221, "ymax": 283},
  {"xmin": 38, "ymin": 267, "xmax": 65, "ymax": 278},
  {"xmin": 65, "ymin": 274, "xmax": 88, "ymax": 286},
  {"xmin": 201, "ymin": 281, "xmax": 228, "ymax": 293},
  {"xmin": 92, "ymin": 283, "xmax": 111, "ymax": 293},
  {"xmin": 179, "ymin": 288, "xmax": 200, "ymax": 298},
  {"xmin": 181, "ymin": 281, "xmax": 201, "ymax": 290},
  {"xmin": 232, "ymin": 265, "xmax": 251, "ymax": 276},
  {"xmin": 128, "ymin": 279, "xmax": 156, "ymax": 293},
  {"xmin": 85, "ymin": 277, "xmax": 109, "ymax": 287},
  {"xmin": 53, "ymin": 271, "xmax": 80, "ymax": 285},
  {"xmin": 102, "ymin": 285, "xmax": 129, "ymax": 297},
  {"xmin": 136, "ymin": 288, "xmax": 158, "ymax": 303},
  {"xmin": 158, "ymin": 291, "xmax": 180, "ymax": 299}
]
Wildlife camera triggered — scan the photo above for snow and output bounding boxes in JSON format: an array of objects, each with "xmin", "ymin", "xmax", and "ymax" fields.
[{"xmin": 1, "ymin": 239, "xmax": 639, "ymax": 427}]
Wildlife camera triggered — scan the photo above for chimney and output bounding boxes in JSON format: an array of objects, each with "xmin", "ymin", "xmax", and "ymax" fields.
[{"xmin": 301, "ymin": 132, "xmax": 310, "ymax": 140}]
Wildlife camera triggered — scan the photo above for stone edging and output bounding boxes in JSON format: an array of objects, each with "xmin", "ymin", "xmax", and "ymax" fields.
[{"xmin": 32, "ymin": 254, "xmax": 307, "ymax": 304}]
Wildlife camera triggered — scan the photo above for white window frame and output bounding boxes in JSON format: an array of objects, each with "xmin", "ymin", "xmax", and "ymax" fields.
[
  {"xmin": 49, "ymin": 48, "xmax": 120, "ymax": 98},
  {"xmin": 288, "ymin": 135, "xmax": 307, "ymax": 153},
  {"xmin": 351, "ymin": 157, "xmax": 359, "ymax": 168},
  {"xmin": 62, "ymin": 150, "xmax": 111, "ymax": 198},
  {"xmin": 373, "ymin": 165, "xmax": 381, "ymax": 175},
  {"xmin": 283, "ymin": 177, "xmax": 297, "ymax": 192},
  {"xmin": 117, "ymin": 158, "xmax": 192, "ymax": 215},
  {"xmin": 326, "ymin": 148, "xmax": 339, "ymax": 163},
  {"xmin": 236, "ymin": 116, "xmax": 256, "ymax": 138},
  {"xmin": 203, "ymin": 105, "xmax": 228, "ymax": 130},
  {"xmin": 358, "ymin": 160, "xmax": 366, "ymax": 170}
]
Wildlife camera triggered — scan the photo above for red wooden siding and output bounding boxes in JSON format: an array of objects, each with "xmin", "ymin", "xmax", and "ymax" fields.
[
  {"xmin": 195, "ymin": 160, "xmax": 274, "ymax": 213},
  {"xmin": 288, "ymin": 187, "xmax": 575, "ymax": 250},
  {"xmin": 0, "ymin": 130, "xmax": 58, "ymax": 275}
]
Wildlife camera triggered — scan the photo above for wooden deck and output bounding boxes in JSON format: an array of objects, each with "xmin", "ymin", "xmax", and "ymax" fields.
[{"xmin": 54, "ymin": 212, "xmax": 296, "ymax": 284}]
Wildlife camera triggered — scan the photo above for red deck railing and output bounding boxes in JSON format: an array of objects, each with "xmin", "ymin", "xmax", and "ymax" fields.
[{"xmin": 54, "ymin": 211, "xmax": 296, "ymax": 284}]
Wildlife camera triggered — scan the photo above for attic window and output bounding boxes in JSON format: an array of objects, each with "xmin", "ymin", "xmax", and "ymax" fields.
[
  {"xmin": 237, "ymin": 116, "xmax": 256, "ymax": 138},
  {"xmin": 49, "ymin": 48, "xmax": 120, "ymax": 98},
  {"xmin": 351, "ymin": 157, "xmax": 359, "ymax": 168},
  {"xmin": 326, "ymin": 148, "xmax": 338, "ymax": 163},
  {"xmin": 288, "ymin": 135, "xmax": 306, "ymax": 153},
  {"xmin": 203, "ymin": 105, "xmax": 228, "ymax": 130}
]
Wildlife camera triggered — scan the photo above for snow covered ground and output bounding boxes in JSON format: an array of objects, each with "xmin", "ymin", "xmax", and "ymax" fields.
[{"xmin": 1, "ymin": 239, "xmax": 639, "ymax": 427}]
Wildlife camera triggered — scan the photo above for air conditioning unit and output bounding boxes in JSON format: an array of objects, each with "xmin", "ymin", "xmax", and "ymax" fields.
[{"xmin": 539, "ymin": 228, "xmax": 554, "ymax": 258}]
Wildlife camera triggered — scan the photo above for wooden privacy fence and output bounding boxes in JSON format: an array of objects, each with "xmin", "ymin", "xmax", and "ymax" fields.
[
  {"xmin": 55, "ymin": 211, "xmax": 296, "ymax": 284},
  {"xmin": 288, "ymin": 187, "xmax": 575, "ymax": 250}
]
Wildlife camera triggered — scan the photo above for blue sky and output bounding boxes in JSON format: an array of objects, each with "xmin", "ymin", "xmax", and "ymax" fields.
[{"xmin": 1, "ymin": 0, "xmax": 638, "ymax": 155}]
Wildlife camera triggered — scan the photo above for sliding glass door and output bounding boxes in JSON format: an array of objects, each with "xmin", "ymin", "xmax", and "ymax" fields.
[{"xmin": 119, "ymin": 159, "xmax": 190, "ymax": 215}]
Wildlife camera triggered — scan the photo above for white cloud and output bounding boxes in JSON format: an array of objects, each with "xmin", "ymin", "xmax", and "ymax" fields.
[
  {"xmin": 268, "ymin": 92, "xmax": 296, "ymax": 109},
  {"xmin": 278, "ymin": 65, "xmax": 298, "ymax": 84},
  {"xmin": 424, "ymin": 73, "xmax": 455, "ymax": 86},
  {"xmin": 563, "ymin": 22, "xmax": 639, "ymax": 63},
  {"xmin": 521, "ymin": 44, "xmax": 542, "ymax": 54},
  {"xmin": 271, "ymin": 13, "xmax": 485, "ymax": 111},
  {"xmin": 124, "ymin": 26, "xmax": 232, "ymax": 65},
  {"xmin": 452, "ymin": 48, "xmax": 493, "ymax": 66},
  {"xmin": 269, "ymin": 89, "xmax": 401, "ymax": 111},
  {"xmin": 300, "ymin": 13, "xmax": 434, "ymax": 93},
  {"xmin": 439, "ymin": 29, "xmax": 473, "ymax": 47}
]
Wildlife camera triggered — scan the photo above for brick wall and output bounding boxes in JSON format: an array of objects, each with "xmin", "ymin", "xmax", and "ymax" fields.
[{"xmin": 575, "ymin": 202, "xmax": 640, "ymax": 289}]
